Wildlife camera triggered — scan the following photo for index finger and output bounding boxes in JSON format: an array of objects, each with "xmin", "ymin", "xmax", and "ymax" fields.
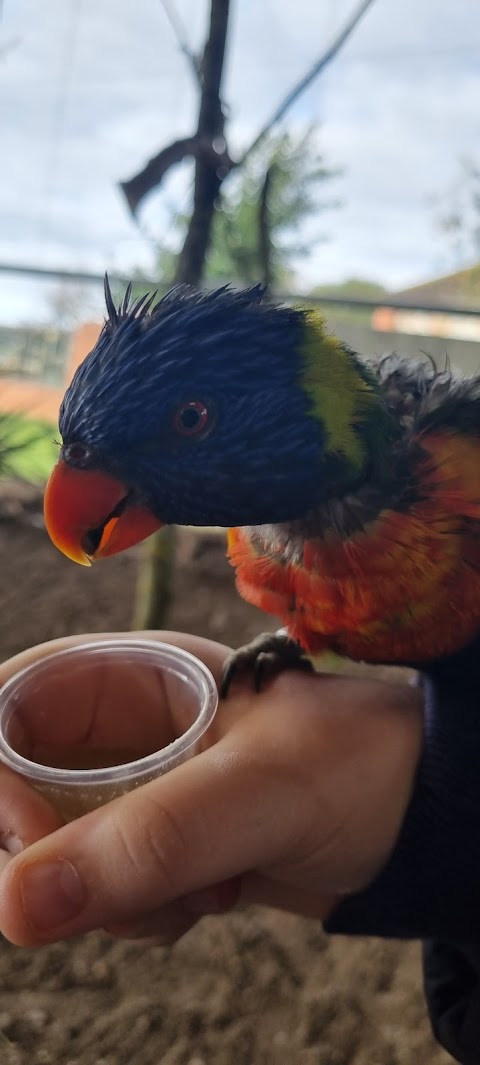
[{"xmin": 0, "ymin": 631, "xmax": 231, "ymax": 690}]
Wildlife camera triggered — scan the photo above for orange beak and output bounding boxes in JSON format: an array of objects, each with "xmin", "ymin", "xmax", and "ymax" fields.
[{"xmin": 44, "ymin": 460, "xmax": 163, "ymax": 565}]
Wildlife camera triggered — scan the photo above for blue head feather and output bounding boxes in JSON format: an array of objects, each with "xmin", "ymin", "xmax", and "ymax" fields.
[{"xmin": 59, "ymin": 282, "xmax": 327, "ymax": 526}]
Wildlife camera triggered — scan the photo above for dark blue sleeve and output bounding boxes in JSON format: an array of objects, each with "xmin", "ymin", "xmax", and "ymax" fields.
[
  {"xmin": 324, "ymin": 642, "xmax": 480, "ymax": 1064},
  {"xmin": 423, "ymin": 940, "xmax": 480, "ymax": 1065},
  {"xmin": 324, "ymin": 643, "xmax": 480, "ymax": 942}
]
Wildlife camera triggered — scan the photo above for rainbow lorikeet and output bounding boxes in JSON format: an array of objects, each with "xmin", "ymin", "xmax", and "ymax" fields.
[{"xmin": 44, "ymin": 279, "xmax": 480, "ymax": 691}]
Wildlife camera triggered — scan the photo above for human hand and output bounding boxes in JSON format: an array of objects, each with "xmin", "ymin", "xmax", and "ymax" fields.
[{"xmin": 0, "ymin": 631, "xmax": 423, "ymax": 946}]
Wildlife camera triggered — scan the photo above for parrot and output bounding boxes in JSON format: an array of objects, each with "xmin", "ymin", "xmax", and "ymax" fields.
[{"xmin": 43, "ymin": 277, "xmax": 480, "ymax": 693}]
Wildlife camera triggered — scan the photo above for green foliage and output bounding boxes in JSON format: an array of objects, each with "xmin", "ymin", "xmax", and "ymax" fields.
[
  {"xmin": 309, "ymin": 277, "xmax": 388, "ymax": 324},
  {"xmin": 0, "ymin": 414, "xmax": 58, "ymax": 483},
  {"xmin": 311, "ymin": 278, "xmax": 388, "ymax": 299},
  {"xmin": 157, "ymin": 128, "xmax": 340, "ymax": 287}
]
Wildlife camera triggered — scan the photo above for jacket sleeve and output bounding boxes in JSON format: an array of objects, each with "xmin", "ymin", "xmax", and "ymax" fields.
[
  {"xmin": 423, "ymin": 940, "xmax": 480, "ymax": 1065},
  {"xmin": 324, "ymin": 644, "xmax": 480, "ymax": 941},
  {"xmin": 324, "ymin": 640, "xmax": 480, "ymax": 1064}
]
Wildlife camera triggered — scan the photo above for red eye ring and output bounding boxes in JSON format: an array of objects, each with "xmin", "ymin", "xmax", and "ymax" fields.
[{"xmin": 174, "ymin": 400, "xmax": 209, "ymax": 437}]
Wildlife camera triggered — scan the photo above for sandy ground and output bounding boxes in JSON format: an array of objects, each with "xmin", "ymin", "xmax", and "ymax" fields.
[{"xmin": 0, "ymin": 483, "xmax": 453, "ymax": 1065}]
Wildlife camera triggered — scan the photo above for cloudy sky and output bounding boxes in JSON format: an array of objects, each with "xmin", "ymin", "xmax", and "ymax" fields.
[{"xmin": 1, "ymin": 0, "xmax": 479, "ymax": 323}]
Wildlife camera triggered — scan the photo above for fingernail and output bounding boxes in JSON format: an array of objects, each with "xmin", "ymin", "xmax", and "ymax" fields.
[{"xmin": 20, "ymin": 860, "xmax": 86, "ymax": 931}]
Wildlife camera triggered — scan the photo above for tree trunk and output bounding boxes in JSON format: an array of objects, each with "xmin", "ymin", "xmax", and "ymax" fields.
[
  {"xmin": 135, "ymin": 0, "xmax": 231, "ymax": 631},
  {"xmin": 133, "ymin": 524, "xmax": 177, "ymax": 631},
  {"xmin": 175, "ymin": 0, "xmax": 230, "ymax": 286}
]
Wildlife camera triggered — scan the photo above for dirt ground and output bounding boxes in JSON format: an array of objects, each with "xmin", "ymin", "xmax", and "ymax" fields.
[{"xmin": 0, "ymin": 482, "xmax": 452, "ymax": 1065}]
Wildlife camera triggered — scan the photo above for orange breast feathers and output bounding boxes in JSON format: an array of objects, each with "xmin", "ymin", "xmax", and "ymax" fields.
[{"xmin": 227, "ymin": 432, "xmax": 480, "ymax": 665}]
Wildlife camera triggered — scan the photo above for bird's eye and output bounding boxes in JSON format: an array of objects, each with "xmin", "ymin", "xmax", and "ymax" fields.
[
  {"xmin": 174, "ymin": 401, "xmax": 209, "ymax": 437},
  {"xmin": 63, "ymin": 442, "xmax": 92, "ymax": 467}
]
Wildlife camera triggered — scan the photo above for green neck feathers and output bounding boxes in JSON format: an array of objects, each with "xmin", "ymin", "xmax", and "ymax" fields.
[{"xmin": 299, "ymin": 312, "xmax": 394, "ymax": 493}]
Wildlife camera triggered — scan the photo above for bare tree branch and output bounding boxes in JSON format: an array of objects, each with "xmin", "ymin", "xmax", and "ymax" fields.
[
  {"xmin": 119, "ymin": 0, "xmax": 376, "ymax": 226},
  {"xmin": 258, "ymin": 164, "xmax": 273, "ymax": 287},
  {"xmin": 119, "ymin": 137, "xmax": 197, "ymax": 217},
  {"xmin": 119, "ymin": 135, "xmax": 233, "ymax": 218},
  {"xmin": 240, "ymin": 0, "xmax": 377, "ymax": 165}
]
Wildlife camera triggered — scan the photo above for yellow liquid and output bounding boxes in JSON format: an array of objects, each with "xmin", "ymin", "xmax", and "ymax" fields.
[
  {"xmin": 35, "ymin": 780, "xmax": 145, "ymax": 823},
  {"xmin": 34, "ymin": 743, "xmax": 156, "ymax": 770},
  {"xmin": 28, "ymin": 744, "xmax": 159, "ymax": 823}
]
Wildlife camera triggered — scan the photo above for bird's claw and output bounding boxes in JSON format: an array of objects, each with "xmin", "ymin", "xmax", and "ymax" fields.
[{"xmin": 221, "ymin": 631, "xmax": 314, "ymax": 698}]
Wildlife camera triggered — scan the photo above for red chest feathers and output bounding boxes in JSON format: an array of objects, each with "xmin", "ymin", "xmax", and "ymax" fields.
[{"xmin": 227, "ymin": 433, "xmax": 480, "ymax": 664}]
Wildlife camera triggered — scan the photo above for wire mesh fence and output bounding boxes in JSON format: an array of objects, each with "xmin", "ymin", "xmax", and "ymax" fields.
[{"xmin": 0, "ymin": 263, "xmax": 479, "ymax": 394}]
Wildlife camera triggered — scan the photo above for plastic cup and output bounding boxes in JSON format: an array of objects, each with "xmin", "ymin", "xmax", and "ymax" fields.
[{"xmin": 0, "ymin": 639, "xmax": 218, "ymax": 822}]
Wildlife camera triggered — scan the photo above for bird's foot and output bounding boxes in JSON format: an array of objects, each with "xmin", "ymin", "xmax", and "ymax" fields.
[{"xmin": 221, "ymin": 630, "xmax": 314, "ymax": 698}]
